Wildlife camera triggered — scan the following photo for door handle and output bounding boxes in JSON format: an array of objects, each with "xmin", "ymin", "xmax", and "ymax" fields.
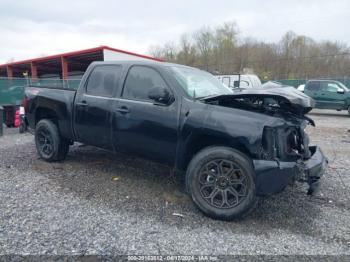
[
  {"xmin": 115, "ymin": 106, "xmax": 130, "ymax": 114},
  {"xmin": 76, "ymin": 100, "xmax": 88, "ymax": 106}
]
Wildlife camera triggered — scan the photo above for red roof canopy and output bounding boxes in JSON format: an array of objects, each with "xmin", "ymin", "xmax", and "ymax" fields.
[{"xmin": 0, "ymin": 45, "xmax": 162, "ymax": 67}]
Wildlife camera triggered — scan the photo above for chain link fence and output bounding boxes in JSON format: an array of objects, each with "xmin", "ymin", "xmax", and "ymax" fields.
[{"xmin": 0, "ymin": 77, "xmax": 81, "ymax": 106}]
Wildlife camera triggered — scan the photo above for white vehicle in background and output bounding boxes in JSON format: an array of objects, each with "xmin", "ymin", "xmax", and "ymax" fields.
[
  {"xmin": 216, "ymin": 74, "xmax": 262, "ymax": 89},
  {"xmin": 297, "ymin": 84, "xmax": 305, "ymax": 92}
]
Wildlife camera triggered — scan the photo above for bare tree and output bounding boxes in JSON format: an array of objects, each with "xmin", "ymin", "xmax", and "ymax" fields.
[
  {"xmin": 148, "ymin": 22, "xmax": 350, "ymax": 81},
  {"xmin": 193, "ymin": 26, "xmax": 214, "ymax": 70}
]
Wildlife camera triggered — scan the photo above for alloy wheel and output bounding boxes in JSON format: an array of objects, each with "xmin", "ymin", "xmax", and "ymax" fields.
[{"xmin": 198, "ymin": 159, "xmax": 248, "ymax": 209}]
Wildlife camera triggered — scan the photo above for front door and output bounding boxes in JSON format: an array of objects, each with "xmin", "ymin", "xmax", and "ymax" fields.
[
  {"xmin": 112, "ymin": 65, "xmax": 179, "ymax": 165},
  {"xmin": 319, "ymin": 81, "xmax": 346, "ymax": 110}
]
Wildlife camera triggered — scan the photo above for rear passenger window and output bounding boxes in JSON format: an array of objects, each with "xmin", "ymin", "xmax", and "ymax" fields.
[
  {"xmin": 123, "ymin": 66, "xmax": 167, "ymax": 101},
  {"xmin": 86, "ymin": 65, "xmax": 121, "ymax": 97},
  {"xmin": 307, "ymin": 81, "xmax": 320, "ymax": 91}
]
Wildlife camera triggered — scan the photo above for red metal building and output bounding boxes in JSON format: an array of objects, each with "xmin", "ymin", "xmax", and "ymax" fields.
[
  {"xmin": 0, "ymin": 46, "xmax": 161, "ymax": 128},
  {"xmin": 0, "ymin": 46, "xmax": 162, "ymax": 80}
]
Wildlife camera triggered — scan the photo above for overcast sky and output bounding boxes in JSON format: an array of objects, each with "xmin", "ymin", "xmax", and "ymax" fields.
[{"xmin": 0, "ymin": 0, "xmax": 349, "ymax": 64}]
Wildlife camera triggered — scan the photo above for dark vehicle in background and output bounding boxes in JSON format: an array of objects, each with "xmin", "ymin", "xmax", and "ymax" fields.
[
  {"xmin": 24, "ymin": 61, "xmax": 327, "ymax": 220},
  {"xmin": 304, "ymin": 80, "xmax": 350, "ymax": 114}
]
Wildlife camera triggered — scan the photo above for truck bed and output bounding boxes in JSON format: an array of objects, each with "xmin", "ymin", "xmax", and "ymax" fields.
[{"xmin": 25, "ymin": 86, "xmax": 77, "ymax": 140}]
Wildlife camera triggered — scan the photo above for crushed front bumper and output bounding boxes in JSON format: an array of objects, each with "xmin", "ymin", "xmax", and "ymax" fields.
[{"xmin": 253, "ymin": 146, "xmax": 327, "ymax": 196}]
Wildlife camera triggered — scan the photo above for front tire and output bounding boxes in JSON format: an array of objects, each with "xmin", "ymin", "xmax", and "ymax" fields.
[
  {"xmin": 186, "ymin": 146, "xmax": 256, "ymax": 220},
  {"xmin": 35, "ymin": 119, "xmax": 69, "ymax": 162},
  {"xmin": 348, "ymin": 106, "xmax": 350, "ymax": 115}
]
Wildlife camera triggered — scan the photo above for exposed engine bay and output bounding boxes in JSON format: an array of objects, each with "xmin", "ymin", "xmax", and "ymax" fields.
[
  {"xmin": 201, "ymin": 86, "xmax": 317, "ymax": 159},
  {"xmin": 201, "ymin": 86, "xmax": 315, "ymax": 124}
]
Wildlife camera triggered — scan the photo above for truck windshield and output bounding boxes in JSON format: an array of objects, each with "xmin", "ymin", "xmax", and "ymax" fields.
[{"xmin": 170, "ymin": 66, "xmax": 233, "ymax": 99}]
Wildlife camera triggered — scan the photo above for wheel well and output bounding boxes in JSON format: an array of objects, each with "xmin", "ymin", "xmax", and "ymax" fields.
[
  {"xmin": 35, "ymin": 108, "xmax": 58, "ymax": 125},
  {"xmin": 181, "ymin": 135, "xmax": 252, "ymax": 170}
]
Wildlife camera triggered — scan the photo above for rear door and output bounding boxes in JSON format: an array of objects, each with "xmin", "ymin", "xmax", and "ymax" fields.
[
  {"xmin": 112, "ymin": 65, "xmax": 179, "ymax": 165},
  {"xmin": 74, "ymin": 65, "xmax": 122, "ymax": 149}
]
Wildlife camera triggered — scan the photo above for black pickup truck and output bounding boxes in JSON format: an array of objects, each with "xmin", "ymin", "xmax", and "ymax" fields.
[{"xmin": 24, "ymin": 61, "xmax": 327, "ymax": 220}]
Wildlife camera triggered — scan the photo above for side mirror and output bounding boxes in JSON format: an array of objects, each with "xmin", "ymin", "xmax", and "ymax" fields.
[
  {"xmin": 148, "ymin": 86, "xmax": 173, "ymax": 105},
  {"xmin": 337, "ymin": 88, "xmax": 345, "ymax": 94}
]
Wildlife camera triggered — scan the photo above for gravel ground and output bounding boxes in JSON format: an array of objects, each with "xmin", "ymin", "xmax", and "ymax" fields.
[{"xmin": 0, "ymin": 109, "xmax": 349, "ymax": 257}]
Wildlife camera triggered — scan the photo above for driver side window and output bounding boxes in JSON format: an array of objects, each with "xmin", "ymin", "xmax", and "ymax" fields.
[
  {"xmin": 322, "ymin": 82, "xmax": 340, "ymax": 93},
  {"xmin": 122, "ymin": 66, "xmax": 168, "ymax": 101}
]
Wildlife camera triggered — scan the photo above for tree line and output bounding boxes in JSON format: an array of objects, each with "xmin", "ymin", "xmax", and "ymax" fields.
[{"xmin": 148, "ymin": 22, "xmax": 350, "ymax": 80}]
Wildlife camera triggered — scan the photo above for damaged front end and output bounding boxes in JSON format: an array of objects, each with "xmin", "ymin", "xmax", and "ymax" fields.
[
  {"xmin": 201, "ymin": 86, "xmax": 328, "ymax": 196},
  {"xmin": 255, "ymin": 123, "xmax": 327, "ymax": 196}
]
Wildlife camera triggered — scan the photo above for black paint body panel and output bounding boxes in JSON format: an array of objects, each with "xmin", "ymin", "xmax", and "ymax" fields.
[{"xmin": 24, "ymin": 61, "xmax": 327, "ymax": 196}]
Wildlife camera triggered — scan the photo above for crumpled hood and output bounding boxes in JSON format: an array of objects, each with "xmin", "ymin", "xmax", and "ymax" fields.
[{"xmin": 201, "ymin": 86, "xmax": 315, "ymax": 116}]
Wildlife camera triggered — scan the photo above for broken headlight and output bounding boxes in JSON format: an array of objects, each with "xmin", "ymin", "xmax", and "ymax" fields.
[{"xmin": 261, "ymin": 125, "xmax": 310, "ymax": 161}]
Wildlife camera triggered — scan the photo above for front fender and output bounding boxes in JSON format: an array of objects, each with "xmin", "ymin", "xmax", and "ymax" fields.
[{"xmin": 175, "ymin": 102, "xmax": 281, "ymax": 170}]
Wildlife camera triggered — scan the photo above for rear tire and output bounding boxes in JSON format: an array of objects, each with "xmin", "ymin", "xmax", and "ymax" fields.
[
  {"xmin": 35, "ymin": 119, "xmax": 69, "ymax": 162},
  {"xmin": 348, "ymin": 106, "xmax": 350, "ymax": 115},
  {"xmin": 186, "ymin": 146, "xmax": 257, "ymax": 220}
]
